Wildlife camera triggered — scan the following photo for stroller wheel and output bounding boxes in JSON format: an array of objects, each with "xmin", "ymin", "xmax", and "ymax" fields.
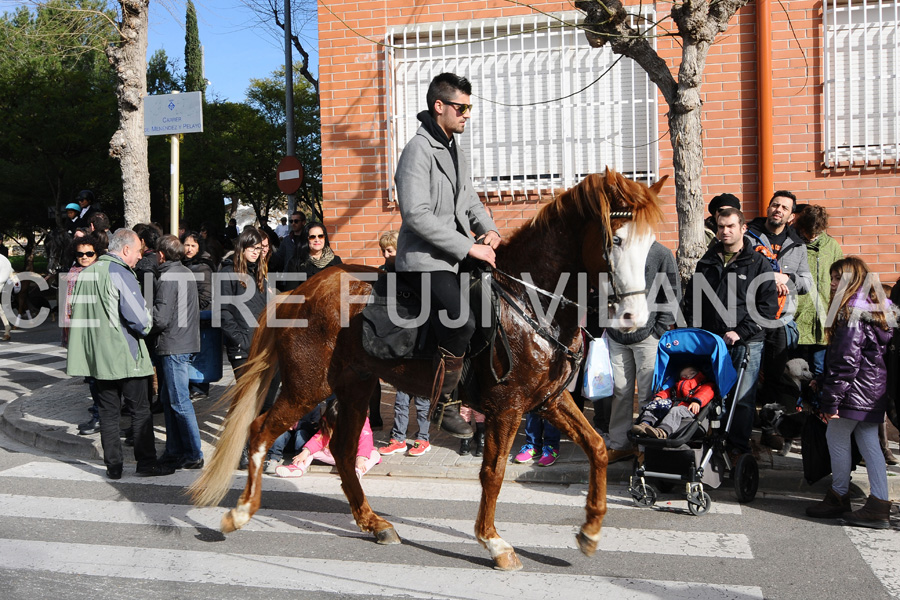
[
  {"xmin": 629, "ymin": 478, "xmax": 658, "ymax": 508},
  {"xmin": 687, "ymin": 489, "xmax": 712, "ymax": 516},
  {"xmin": 733, "ymin": 454, "xmax": 759, "ymax": 503}
]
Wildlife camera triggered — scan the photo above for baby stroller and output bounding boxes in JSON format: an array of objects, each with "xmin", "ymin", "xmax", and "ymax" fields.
[{"xmin": 627, "ymin": 328, "xmax": 759, "ymax": 515}]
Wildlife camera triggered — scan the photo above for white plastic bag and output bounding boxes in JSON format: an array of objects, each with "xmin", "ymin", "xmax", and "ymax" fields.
[{"xmin": 582, "ymin": 335, "xmax": 614, "ymax": 400}]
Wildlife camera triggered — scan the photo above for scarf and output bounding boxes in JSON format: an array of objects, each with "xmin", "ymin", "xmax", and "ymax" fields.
[{"xmin": 308, "ymin": 246, "xmax": 335, "ymax": 269}]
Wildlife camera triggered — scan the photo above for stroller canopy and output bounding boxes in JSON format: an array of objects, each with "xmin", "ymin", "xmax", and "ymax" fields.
[{"xmin": 651, "ymin": 328, "xmax": 738, "ymax": 398}]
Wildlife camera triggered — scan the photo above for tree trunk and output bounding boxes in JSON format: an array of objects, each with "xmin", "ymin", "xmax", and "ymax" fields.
[
  {"xmin": 669, "ymin": 105, "xmax": 707, "ymax": 286},
  {"xmin": 107, "ymin": 0, "xmax": 151, "ymax": 227}
]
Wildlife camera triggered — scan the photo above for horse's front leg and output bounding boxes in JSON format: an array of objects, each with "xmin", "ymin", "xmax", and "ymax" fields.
[
  {"xmin": 543, "ymin": 390, "xmax": 608, "ymax": 556},
  {"xmin": 475, "ymin": 409, "xmax": 524, "ymax": 571},
  {"xmin": 331, "ymin": 380, "xmax": 401, "ymax": 545}
]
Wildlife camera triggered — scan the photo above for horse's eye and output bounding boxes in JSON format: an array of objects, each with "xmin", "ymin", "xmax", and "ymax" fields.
[{"xmin": 612, "ymin": 236, "xmax": 622, "ymax": 246}]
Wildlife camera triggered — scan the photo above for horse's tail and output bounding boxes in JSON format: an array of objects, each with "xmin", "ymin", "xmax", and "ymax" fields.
[{"xmin": 188, "ymin": 311, "xmax": 278, "ymax": 507}]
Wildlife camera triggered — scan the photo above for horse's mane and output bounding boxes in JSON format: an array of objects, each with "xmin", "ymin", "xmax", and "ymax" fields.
[{"xmin": 530, "ymin": 169, "xmax": 665, "ymax": 246}]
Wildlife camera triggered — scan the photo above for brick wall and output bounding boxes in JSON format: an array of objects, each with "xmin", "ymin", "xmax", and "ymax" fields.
[{"xmin": 318, "ymin": 0, "xmax": 900, "ymax": 281}]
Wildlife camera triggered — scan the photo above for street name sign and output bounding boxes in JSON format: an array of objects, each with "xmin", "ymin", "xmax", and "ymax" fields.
[{"xmin": 144, "ymin": 92, "xmax": 204, "ymax": 136}]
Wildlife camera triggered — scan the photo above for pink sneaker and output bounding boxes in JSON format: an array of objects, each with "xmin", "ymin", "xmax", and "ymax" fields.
[
  {"xmin": 537, "ymin": 447, "xmax": 559, "ymax": 467},
  {"xmin": 514, "ymin": 444, "xmax": 539, "ymax": 464},
  {"xmin": 378, "ymin": 439, "xmax": 407, "ymax": 455},
  {"xmin": 274, "ymin": 464, "xmax": 305, "ymax": 478},
  {"xmin": 407, "ymin": 440, "xmax": 431, "ymax": 456}
]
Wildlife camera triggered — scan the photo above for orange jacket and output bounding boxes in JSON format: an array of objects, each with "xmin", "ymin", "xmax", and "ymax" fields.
[{"xmin": 654, "ymin": 372, "xmax": 715, "ymax": 408}]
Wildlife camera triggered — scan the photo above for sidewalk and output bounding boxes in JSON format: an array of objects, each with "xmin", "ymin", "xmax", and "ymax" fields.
[{"xmin": 3, "ymin": 362, "xmax": 899, "ymax": 501}]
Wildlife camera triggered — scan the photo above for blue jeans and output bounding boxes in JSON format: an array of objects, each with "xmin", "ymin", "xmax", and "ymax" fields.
[
  {"xmin": 159, "ymin": 353, "xmax": 203, "ymax": 462},
  {"xmin": 726, "ymin": 340, "xmax": 764, "ymax": 454},
  {"xmin": 268, "ymin": 404, "xmax": 322, "ymax": 460},
  {"xmin": 795, "ymin": 344, "xmax": 826, "ymax": 377},
  {"xmin": 524, "ymin": 412, "xmax": 560, "ymax": 450},
  {"xmin": 390, "ymin": 391, "xmax": 430, "ymax": 441}
]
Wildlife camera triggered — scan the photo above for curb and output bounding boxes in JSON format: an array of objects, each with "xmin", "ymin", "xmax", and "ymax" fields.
[{"xmin": 1, "ymin": 391, "xmax": 101, "ymax": 461}]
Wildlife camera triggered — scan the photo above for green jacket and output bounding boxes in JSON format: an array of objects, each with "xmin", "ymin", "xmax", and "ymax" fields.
[
  {"xmin": 66, "ymin": 254, "xmax": 154, "ymax": 380},
  {"xmin": 794, "ymin": 233, "xmax": 843, "ymax": 346}
]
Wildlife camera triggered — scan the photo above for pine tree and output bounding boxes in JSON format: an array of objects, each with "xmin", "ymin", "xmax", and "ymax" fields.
[{"xmin": 184, "ymin": 0, "xmax": 205, "ymax": 95}]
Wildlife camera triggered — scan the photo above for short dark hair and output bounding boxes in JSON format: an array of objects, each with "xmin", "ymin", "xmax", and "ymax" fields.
[
  {"xmin": 157, "ymin": 234, "xmax": 185, "ymax": 262},
  {"xmin": 793, "ymin": 204, "xmax": 829, "ymax": 239},
  {"xmin": 90, "ymin": 212, "xmax": 110, "ymax": 232},
  {"xmin": 770, "ymin": 190, "xmax": 797, "ymax": 212},
  {"xmin": 716, "ymin": 206, "xmax": 745, "ymax": 227},
  {"xmin": 426, "ymin": 73, "xmax": 472, "ymax": 116},
  {"xmin": 133, "ymin": 223, "xmax": 161, "ymax": 251},
  {"xmin": 292, "ymin": 210, "xmax": 306, "ymax": 221}
]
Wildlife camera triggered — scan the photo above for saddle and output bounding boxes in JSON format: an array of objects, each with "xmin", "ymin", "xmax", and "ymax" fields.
[{"xmin": 360, "ymin": 267, "xmax": 496, "ymax": 363}]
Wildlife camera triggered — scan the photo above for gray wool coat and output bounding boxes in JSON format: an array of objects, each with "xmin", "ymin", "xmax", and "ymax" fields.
[{"xmin": 394, "ymin": 125, "xmax": 497, "ymax": 273}]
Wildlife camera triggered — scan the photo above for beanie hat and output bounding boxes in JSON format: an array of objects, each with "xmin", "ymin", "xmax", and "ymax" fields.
[{"xmin": 708, "ymin": 193, "xmax": 741, "ymax": 215}]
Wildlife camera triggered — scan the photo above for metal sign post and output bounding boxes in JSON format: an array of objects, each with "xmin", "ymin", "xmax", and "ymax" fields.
[{"xmin": 144, "ymin": 91, "xmax": 204, "ymax": 235}]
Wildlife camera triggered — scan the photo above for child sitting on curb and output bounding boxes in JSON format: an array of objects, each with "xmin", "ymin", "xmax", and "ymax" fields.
[
  {"xmin": 275, "ymin": 397, "xmax": 381, "ymax": 478},
  {"xmin": 631, "ymin": 365, "xmax": 714, "ymax": 440}
]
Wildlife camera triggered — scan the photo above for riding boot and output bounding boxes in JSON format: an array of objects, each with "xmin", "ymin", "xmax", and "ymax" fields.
[
  {"xmin": 430, "ymin": 348, "xmax": 473, "ymax": 439},
  {"xmin": 879, "ymin": 421, "xmax": 898, "ymax": 465},
  {"xmin": 459, "ymin": 438, "xmax": 471, "ymax": 455},
  {"xmin": 473, "ymin": 422, "xmax": 485, "ymax": 457}
]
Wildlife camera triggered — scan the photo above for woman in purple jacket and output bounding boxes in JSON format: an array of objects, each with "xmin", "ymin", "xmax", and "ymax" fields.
[{"xmin": 806, "ymin": 257, "xmax": 896, "ymax": 529}]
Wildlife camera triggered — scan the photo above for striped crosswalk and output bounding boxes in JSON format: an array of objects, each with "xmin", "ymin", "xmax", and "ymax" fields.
[
  {"xmin": 0, "ymin": 459, "xmax": 895, "ymax": 599},
  {"xmin": 0, "ymin": 340, "xmax": 68, "ymax": 403}
]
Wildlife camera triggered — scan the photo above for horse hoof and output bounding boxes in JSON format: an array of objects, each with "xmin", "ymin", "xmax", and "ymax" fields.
[
  {"xmin": 374, "ymin": 527, "xmax": 401, "ymax": 545},
  {"xmin": 492, "ymin": 550, "xmax": 523, "ymax": 571},
  {"xmin": 576, "ymin": 530, "xmax": 599, "ymax": 557},
  {"xmin": 220, "ymin": 510, "xmax": 238, "ymax": 534}
]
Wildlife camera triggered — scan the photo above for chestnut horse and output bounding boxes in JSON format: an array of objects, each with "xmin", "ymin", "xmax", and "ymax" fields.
[{"xmin": 190, "ymin": 169, "xmax": 666, "ymax": 571}]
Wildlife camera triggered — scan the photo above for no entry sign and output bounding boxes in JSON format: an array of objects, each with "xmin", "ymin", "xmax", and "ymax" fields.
[{"xmin": 276, "ymin": 156, "xmax": 304, "ymax": 194}]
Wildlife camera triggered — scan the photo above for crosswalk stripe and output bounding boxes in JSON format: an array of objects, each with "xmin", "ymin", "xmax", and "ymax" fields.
[
  {"xmin": 0, "ymin": 461, "xmax": 743, "ymax": 514},
  {"xmin": 0, "ymin": 363, "xmax": 68, "ymax": 378},
  {"xmin": 0, "ymin": 342, "xmax": 66, "ymax": 355},
  {"xmin": 0, "ymin": 539, "xmax": 764, "ymax": 599},
  {"xmin": 0, "ymin": 353, "xmax": 66, "ymax": 367},
  {"xmin": 0, "ymin": 493, "xmax": 753, "ymax": 558},
  {"xmin": 844, "ymin": 527, "xmax": 900, "ymax": 597}
]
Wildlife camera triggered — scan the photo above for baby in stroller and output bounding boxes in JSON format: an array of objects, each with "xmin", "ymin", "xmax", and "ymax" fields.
[{"xmin": 631, "ymin": 364, "xmax": 715, "ymax": 440}]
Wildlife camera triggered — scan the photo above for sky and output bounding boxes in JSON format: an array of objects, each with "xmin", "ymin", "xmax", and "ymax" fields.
[
  {"xmin": 0, "ymin": 1, "xmax": 318, "ymax": 103},
  {"xmin": 148, "ymin": 0, "xmax": 319, "ymax": 103}
]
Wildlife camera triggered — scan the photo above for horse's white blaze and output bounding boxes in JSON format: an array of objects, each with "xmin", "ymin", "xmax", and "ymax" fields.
[
  {"xmin": 608, "ymin": 223, "xmax": 655, "ymax": 331},
  {"xmin": 481, "ymin": 536, "xmax": 514, "ymax": 558}
]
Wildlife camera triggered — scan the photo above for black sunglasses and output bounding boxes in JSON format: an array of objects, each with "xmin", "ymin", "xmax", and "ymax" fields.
[
  {"xmin": 441, "ymin": 100, "xmax": 472, "ymax": 115},
  {"xmin": 308, "ymin": 234, "xmax": 325, "ymax": 240},
  {"xmin": 75, "ymin": 251, "xmax": 96, "ymax": 258},
  {"xmin": 291, "ymin": 219, "xmax": 304, "ymax": 224}
]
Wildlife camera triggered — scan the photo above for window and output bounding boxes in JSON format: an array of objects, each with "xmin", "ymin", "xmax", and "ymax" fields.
[
  {"xmin": 385, "ymin": 11, "xmax": 658, "ymax": 199},
  {"xmin": 823, "ymin": 0, "xmax": 900, "ymax": 166}
]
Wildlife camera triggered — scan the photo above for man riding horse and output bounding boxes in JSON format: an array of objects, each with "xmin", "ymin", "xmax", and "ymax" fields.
[{"xmin": 394, "ymin": 72, "xmax": 502, "ymax": 438}]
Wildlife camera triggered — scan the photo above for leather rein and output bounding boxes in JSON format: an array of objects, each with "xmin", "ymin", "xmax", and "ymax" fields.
[{"xmin": 486, "ymin": 208, "xmax": 643, "ymax": 408}]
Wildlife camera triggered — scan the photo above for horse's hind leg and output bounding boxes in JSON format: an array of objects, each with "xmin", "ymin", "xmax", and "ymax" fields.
[
  {"xmin": 542, "ymin": 390, "xmax": 608, "ymax": 556},
  {"xmin": 331, "ymin": 376, "xmax": 400, "ymax": 545},
  {"xmin": 475, "ymin": 409, "xmax": 524, "ymax": 571},
  {"xmin": 222, "ymin": 390, "xmax": 316, "ymax": 534}
]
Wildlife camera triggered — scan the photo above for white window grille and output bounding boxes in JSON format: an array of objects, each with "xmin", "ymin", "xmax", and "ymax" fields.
[
  {"xmin": 823, "ymin": 0, "xmax": 900, "ymax": 166},
  {"xmin": 385, "ymin": 11, "xmax": 658, "ymax": 200}
]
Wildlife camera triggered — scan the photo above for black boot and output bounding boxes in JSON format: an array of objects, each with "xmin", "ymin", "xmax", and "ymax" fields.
[
  {"xmin": 459, "ymin": 438, "xmax": 471, "ymax": 456},
  {"xmin": 473, "ymin": 422, "xmax": 485, "ymax": 457},
  {"xmin": 238, "ymin": 446, "xmax": 249, "ymax": 470},
  {"xmin": 430, "ymin": 348, "xmax": 472, "ymax": 439}
]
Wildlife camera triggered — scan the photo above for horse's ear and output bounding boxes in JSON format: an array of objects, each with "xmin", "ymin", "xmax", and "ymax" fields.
[{"xmin": 649, "ymin": 175, "xmax": 669, "ymax": 194}]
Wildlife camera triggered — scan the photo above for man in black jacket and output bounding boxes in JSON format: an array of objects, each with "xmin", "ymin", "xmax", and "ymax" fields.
[
  {"xmin": 682, "ymin": 207, "xmax": 779, "ymax": 455},
  {"xmin": 152, "ymin": 235, "xmax": 203, "ymax": 470}
]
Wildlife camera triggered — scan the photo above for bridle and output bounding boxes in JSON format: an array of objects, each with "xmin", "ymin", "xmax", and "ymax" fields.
[
  {"xmin": 485, "ymin": 207, "xmax": 646, "ymax": 405},
  {"xmin": 603, "ymin": 210, "xmax": 648, "ymax": 308}
]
